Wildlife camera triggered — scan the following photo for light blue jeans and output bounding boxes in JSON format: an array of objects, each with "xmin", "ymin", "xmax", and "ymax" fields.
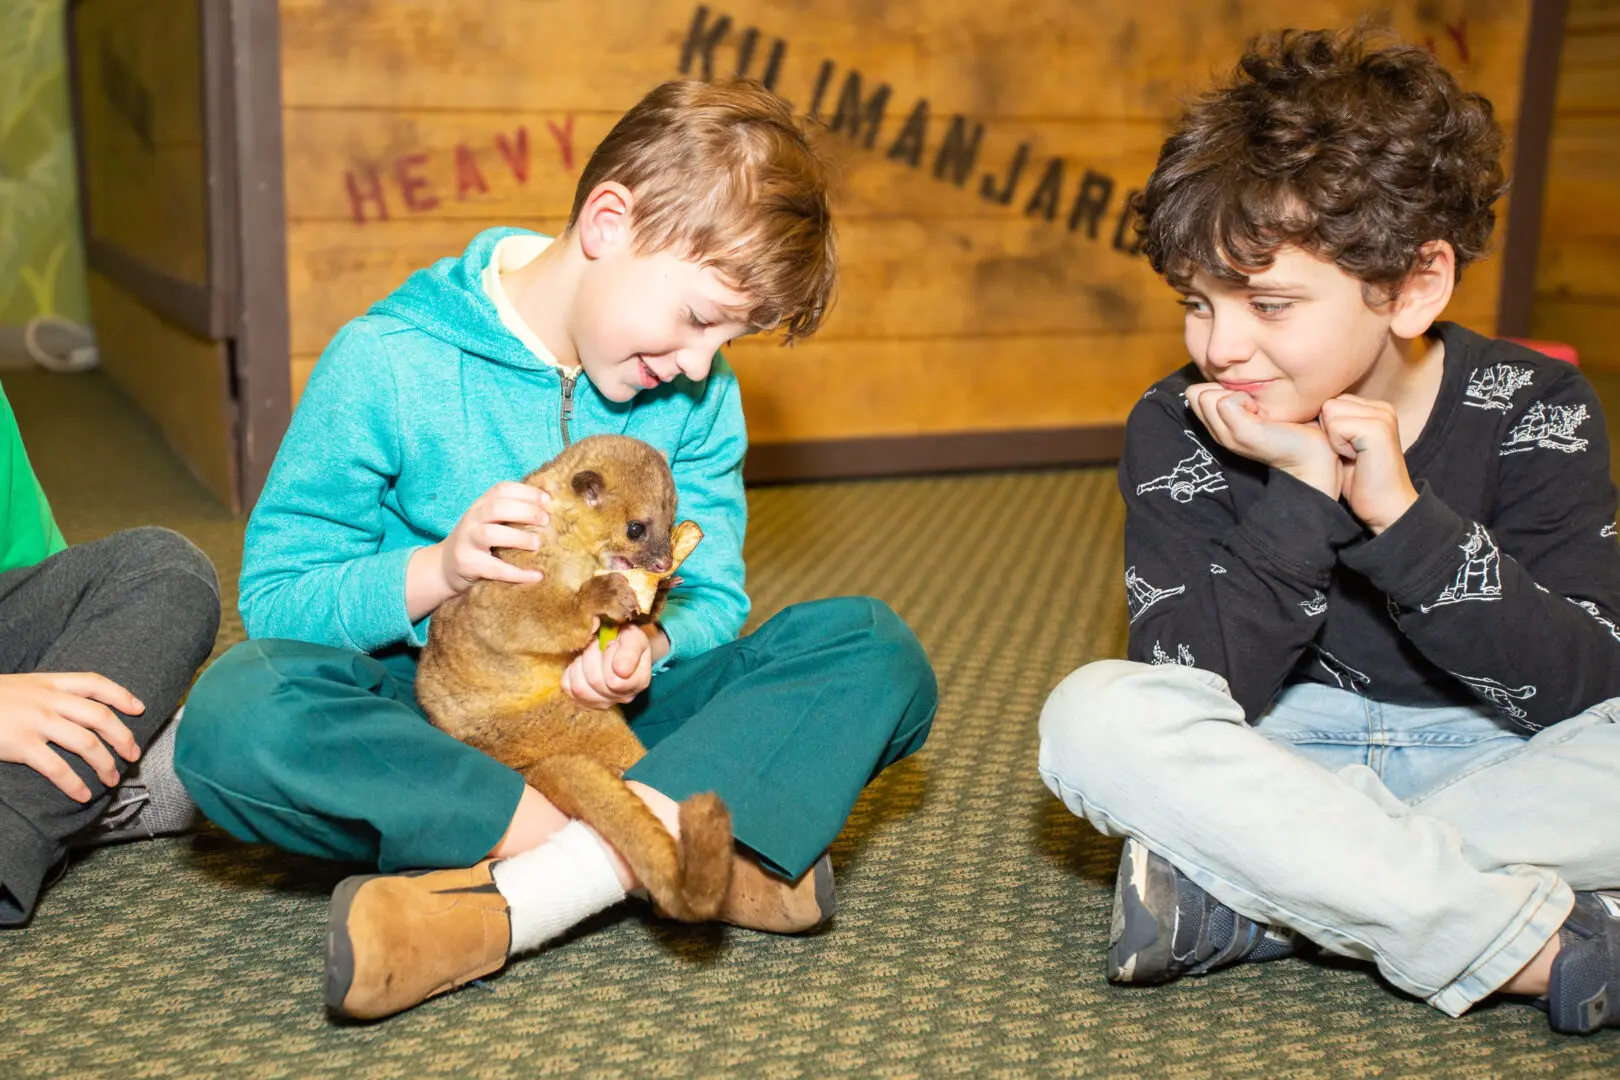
[{"xmin": 1038, "ymin": 660, "xmax": 1620, "ymax": 1016}]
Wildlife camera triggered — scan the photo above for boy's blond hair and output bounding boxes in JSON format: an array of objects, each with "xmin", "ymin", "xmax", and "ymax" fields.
[{"xmin": 567, "ymin": 79, "xmax": 838, "ymax": 344}]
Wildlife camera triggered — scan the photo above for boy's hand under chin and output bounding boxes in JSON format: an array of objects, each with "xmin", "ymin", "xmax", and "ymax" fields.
[
  {"xmin": 1187, "ymin": 384, "xmax": 1419, "ymax": 534},
  {"xmin": 1318, "ymin": 394, "xmax": 1420, "ymax": 534},
  {"xmin": 1186, "ymin": 383, "xmax": 1342, "ymax": 500}
]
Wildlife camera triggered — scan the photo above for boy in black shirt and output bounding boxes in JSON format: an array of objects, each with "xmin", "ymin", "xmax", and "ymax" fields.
[{"xmin": 1038, "ymin": 27, "xmax": 1620, "ymax": 1033}]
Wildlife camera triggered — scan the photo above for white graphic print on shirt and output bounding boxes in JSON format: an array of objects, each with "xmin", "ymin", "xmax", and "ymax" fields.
[
  {"xmin": 1421, "ymin": 523, "xmax": 1503, "ymax": 612},
  {"xmin": 1135, "ymin": 430, "xmax": 1229, "ymax": 503},
  {"xmin": 1448, "ymin": 670, "xmax": 1538, "ymax": 721},
  {"xmin": 1464, "ymin": 365, "xmax": 1534, "ymax": 411},
  {"xmin": 1500, "ymin": 402, "xmax": 1590, "ymax": 456},
  {"xmin": 1150, "ymin": 640, "xmax": 1196, "ymax": 666},
  {"xmin": 1312, "ymin": 644, "xmax": 1371, "ymax": 692},
  {"xmin": 1125, "ymin": 566, "xmax": 1186, "ymax": 624},
  {"xmin": 1299, "ymin": 591, "xmax": 1328, "ymax": 617},
  {"xmin": 1568, "ymin": 597, "xmax": 1620, "ymax": 643}
]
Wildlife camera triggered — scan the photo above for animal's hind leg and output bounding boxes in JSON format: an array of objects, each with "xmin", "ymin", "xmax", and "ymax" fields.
[
  {"xmin": 519, "ymin": 706, "xmax": 647, "ymax": 774},
  {"xmin": 487, "ymin": 700, "xmax": 647, "ymax": 777},
  {"xmin": 584, "ymin": 711, "xmax": 648, "ymax": 774}
]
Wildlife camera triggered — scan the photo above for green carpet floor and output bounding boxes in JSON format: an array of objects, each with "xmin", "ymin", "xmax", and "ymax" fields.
[{"xmin": 2, "ymin": 369, "xmax": 1618, "ymax": 1078}]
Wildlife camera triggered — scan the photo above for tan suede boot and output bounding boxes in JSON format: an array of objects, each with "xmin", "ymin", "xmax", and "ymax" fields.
[
  {"xmin": 718, "ymin": 851, "xmax": 836, "ymax": 934},
  {"xmin": 325, "ymin": 860, "xmax": 511, "ymax": 1021}
]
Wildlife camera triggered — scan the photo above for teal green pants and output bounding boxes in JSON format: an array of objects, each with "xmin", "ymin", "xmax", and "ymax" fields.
[{"xmin": 174, "ymin": 597, "xmax": 935, "ymax": 879}]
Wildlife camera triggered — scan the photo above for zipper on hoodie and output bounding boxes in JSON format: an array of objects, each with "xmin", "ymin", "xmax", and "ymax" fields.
[{"xmin": 559, "ymin": 371, "xmax": 577, "ymax": 446}]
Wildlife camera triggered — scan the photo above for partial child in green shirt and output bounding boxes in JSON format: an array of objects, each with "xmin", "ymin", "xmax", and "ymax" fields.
[
  {"xmin": 0, "ymin": 381, "xmax": 65, "ymax": 573},
  {"xmin": 0, "ymin": 380, "xmax": 220, "ymax": 925}
]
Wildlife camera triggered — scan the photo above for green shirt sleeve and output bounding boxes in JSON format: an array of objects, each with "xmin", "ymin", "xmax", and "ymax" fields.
[{"xmin": 0, "ymin": 379, "xmax": 68, "ymax": 574}]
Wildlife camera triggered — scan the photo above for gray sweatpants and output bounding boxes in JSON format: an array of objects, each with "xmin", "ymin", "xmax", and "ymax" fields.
[{"xmin": 0, "ymin": 528, "xmax": 219, "ymax": 925}]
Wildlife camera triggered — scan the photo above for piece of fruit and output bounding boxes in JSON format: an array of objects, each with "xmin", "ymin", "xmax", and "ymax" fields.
[
  {"xmin": 594, "ymin": 521, "xmax": 704, "ymax": 647},
  {"xmin": 618, "ymin": 569, "xmax": 665, "ymax": 613}
]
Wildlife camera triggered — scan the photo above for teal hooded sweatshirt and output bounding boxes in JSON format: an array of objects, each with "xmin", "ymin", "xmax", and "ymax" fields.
[{"xmin": 240, "ymin": 228, "xmax": 750, "ymax": 673}]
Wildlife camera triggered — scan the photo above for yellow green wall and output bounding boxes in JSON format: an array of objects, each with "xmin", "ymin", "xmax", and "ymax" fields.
[{"xmin": 1, "ymin": 0, "xmax": 88, "ymax": 327}]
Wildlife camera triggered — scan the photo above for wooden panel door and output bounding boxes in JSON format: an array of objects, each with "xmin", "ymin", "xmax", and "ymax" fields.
[{"xmin": 69, "ymin": 0, "xmax": 291, "ymax": 511}]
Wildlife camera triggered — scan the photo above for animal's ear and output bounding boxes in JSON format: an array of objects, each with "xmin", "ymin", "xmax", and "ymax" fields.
[{"xmin": 571, "ymin": 469, "xmax": 605, "ymax": 506}]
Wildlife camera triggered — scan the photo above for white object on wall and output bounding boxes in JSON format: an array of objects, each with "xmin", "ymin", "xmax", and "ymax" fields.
[{"xmin": 23, "ymin": 314, "xmax": 98, "ymax": 373}]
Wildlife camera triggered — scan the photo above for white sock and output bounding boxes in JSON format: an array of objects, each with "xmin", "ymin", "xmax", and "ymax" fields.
[{"xmin": 491, "ymin": 821, "xmax": 628, "ymax": 956}]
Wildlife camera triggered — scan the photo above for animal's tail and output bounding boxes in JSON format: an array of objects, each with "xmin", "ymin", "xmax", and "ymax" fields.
[
  {"xmin": 525, "ymin": 755, "xmax": 733, "ymax": 922},
  {"xmin": 673, "ymin": 790, "xmax": 732, "ymax": 920}
]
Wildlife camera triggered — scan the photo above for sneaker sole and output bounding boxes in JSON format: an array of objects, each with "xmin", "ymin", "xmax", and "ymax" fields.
[{"xmin": 1106, "ymin": 839, "xmax": 1181, "ymax": 985}]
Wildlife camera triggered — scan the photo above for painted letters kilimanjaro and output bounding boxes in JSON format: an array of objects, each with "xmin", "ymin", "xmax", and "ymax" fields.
[{"xmin": 678, "ymin": 6, "xmax": 1145, "ymax": 255}]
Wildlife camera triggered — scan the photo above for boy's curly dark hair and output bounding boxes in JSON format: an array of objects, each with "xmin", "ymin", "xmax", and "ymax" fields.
[{"xmin": 1134, "ymin": 26, "xmax": 1506, "ymax": 299}]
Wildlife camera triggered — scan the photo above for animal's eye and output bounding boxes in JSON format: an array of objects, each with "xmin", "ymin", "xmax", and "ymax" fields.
[{"xmin": 626, "ymin": 521, "xmax": 646, "ymax": 540}]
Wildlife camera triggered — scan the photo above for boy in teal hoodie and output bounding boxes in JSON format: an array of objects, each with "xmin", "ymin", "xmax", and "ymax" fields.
[{"xmin": 175, "ymin": 79, "xmax": 937, "ymax": 1020}]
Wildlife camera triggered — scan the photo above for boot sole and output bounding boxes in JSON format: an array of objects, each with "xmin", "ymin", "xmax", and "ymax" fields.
[
  {"xmin": 324, "ymin": 873, "xmax": 381, "ymax": 1018},
  {"xmin": 811, "ymin": 853, "xmax": 837, "ymax": 927},
  {"xmin": 716, "ymin": 852, "xmax": 838, "ymax": 934}
]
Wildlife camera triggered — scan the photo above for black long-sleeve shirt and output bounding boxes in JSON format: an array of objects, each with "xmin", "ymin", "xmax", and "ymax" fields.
[{"xmin": 1121, "ymin": 321, "xmax": 1620, "ymax": 732}]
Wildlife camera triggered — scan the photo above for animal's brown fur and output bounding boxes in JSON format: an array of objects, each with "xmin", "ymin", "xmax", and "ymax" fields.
[{"xmin": 417, "ymin": 435, "xmax": 732, "ymax": 920}]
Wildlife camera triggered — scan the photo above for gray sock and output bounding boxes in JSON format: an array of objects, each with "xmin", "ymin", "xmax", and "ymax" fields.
[{"xmin": 71, "ymin": 710, "xmax": 200, "ymax": 848}]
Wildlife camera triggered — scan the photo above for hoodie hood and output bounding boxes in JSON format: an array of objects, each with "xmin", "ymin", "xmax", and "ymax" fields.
[{"xmin": 368, "ymin": 227, "xmax": 565, "ymax": 373}]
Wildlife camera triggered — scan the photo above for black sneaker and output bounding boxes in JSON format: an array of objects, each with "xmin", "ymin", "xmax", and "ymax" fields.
[
  {"xmin": 1107, "ymin": 838, "xmax": 1300, "ymax": 985},
  {"xmin": 1547, "ymin": 890, "xmax": 1620, "ymax": 1034}
]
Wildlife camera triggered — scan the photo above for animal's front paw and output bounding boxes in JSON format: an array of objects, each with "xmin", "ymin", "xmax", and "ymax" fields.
[
  {"xmin": 583, "ymin": 572, "xmax": 643, "ymax": 626},
  {"xmin": 646, "ymin": 574, "xmax": 683, "ymax": 621}
]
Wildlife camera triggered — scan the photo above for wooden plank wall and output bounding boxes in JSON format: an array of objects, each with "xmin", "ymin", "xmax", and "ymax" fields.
[
  {"xmin": 278, "ymin": 1, "xmax": 1530, "ymax": 449},
  {"xmin": 87, "ymin": 273, "xmax": 237, "ymax": 506},
  {"xmin": 1532, "ymin": 0, "xmax": 1620, "ymax": 370}
]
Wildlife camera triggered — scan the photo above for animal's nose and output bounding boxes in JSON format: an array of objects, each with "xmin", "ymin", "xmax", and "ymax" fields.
[{"xmin": 651, "ymin": 556, "xmax": 673, "ymax": 574}]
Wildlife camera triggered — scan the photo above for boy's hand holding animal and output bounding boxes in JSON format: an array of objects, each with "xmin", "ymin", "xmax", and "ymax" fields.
[
  {"xmin": 1186, "ymin": 383, "xmax": 1342, "ymax": 500},
  {"xmin": 0, "ymin": 672, "xmax": 143, "ymax": 801},
  {"xmin": 561, "ymin": 621, "xmax": 669, "ymax": 709},
  {"xmin": 407, "ymin": 482, "xmax": 551, "ymax": 619},
  {"xmin": 1318, "ymin": 394, "xmax": 1419, "ymax": 534}
]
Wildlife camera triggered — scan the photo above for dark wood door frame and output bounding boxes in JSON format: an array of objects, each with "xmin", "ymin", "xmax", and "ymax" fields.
[
  {"xmin": 226, "ymin": 0, "xmax": 292, "ymax": 509},
  {"xmin": 1496, "ymin": 0, "xmax": 1569, "ymax": 338}
]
